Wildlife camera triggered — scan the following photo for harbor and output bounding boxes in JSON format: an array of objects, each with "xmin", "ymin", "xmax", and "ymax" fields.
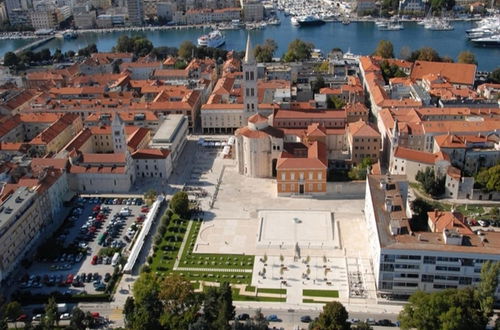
[{"xmin": 0, "ymin": 12, "xmax": 498, "ymax": 70}]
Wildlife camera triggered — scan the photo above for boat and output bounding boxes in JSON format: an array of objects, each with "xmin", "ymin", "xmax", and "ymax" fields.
[
  {"xmin": 427, "ymin": 20, "xmax": 454, "ymax": 31},
  {"xmin": 231, "ymin": 19, "xmax": 244, "ymax": 29},
  {"xmin": 341, "ymin": 18, "xmax": 350, "ymax": 25},
  {"xmin": 291, "ymin": 16, "xmax": 299, "ymax": 26},
  {"xmin": 63, "ymin": 29, "xmax": 78, "ymax": 39},
  {"xmin": 471, "ymin": 34, "xmax": 500, "ymax": 46},
  {"xmin": 296, "ymin": 15, "xmax": 325, "ymax": 26},
  {"xmin": 197, "ymin": 30, "xmax": 225, "ymax": 48},
  {"xmin": 379, "ymin": 21, "xmax": 403, "ymax": 30}
]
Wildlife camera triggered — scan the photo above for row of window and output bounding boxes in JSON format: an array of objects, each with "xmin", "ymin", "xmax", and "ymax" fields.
[
  {"xmin": 280, "ymin": 172, "xmax": 323, "ymax": 181},
  {"xmin": 354, "ymin": 138, "xmax": 378, "ymax": 143},
  {"xmin": 280, "ymin": 183, "xmax": 324, "ymax": 192}
]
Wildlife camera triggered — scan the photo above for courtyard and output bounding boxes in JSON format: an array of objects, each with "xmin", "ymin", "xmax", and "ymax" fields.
[{"xmin": 163, "ymin": 142, "xmax": 378, "ymax": 304}]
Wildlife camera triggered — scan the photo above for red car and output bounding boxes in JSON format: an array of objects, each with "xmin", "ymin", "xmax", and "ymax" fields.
[
  {"xmin": 141, "ymin": 207, "xmax": 149, "ymax": 213},
  {"xmin": 91, "ymin": 255, "xmax": 98, "ymax": 265},
  {"xmin": 66, "ymin": 274, "xmax": 74, "ymax": 284},
  {"xmin": 136, "ymin": 215, "xmax": 145, "ymax": 222},
  {"xmin": 92, "ymin": 205, "xmax": 101, "ymax": 212},
  {"xmin": 16, "ymin": 314, "xmax": 28, "ymax": 322}
]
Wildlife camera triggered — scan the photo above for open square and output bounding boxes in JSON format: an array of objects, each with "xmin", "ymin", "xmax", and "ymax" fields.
[{"xmin": 257, "ymin": 210, "xmax": 340, "ymax": 250}]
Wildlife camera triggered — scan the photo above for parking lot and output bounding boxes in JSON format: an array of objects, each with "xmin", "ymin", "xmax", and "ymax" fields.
[{"xmin": 16, "ymin": 196, "xmax": 147, "ymax": 297}]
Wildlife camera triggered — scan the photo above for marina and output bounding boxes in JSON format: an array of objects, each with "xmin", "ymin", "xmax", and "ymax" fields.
[{"xmin": 0, "ymin": 13, "xmax": 498, "ymax": 70}]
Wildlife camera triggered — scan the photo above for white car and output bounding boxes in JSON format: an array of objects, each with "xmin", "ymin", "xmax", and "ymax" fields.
[
  {"xmin": 32, "ymin": 314, "xmax": 42, "ymax": 321},
  {"xmin": 60, "ymin": 313, "xmax": 71, "ymax": 320}
]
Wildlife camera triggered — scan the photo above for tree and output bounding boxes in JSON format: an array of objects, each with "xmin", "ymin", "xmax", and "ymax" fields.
[
  {"xmin": 52, "ymin": 49, "xmax": 63, "ymax": 62},
  {"xmin": 398, "ymin": 288, "xmax": 487, "ymax": 330},
  {"xmin": 283, "ymin": 39, "xmax": 314, "ymax": 62},
  {"xmin": 487, "ymin": 67, "xmax": 500, "ymax": 83},
  {"xmin": 3, "ymin": 52, "xmax": 19, "ymax": 67},
  {"xmin": 70, "ymin": 307, "xmax": 85, "ymax": 330},
  {"xmin": 327, "ymin": 96, "xmax": 346, "ymax": 110},
  {"xmin": 410, "ymin": 47, "xmax": 441, "ymax": 62},
  {"xmin": 254, "ymin": 39, "xmax": 277, "ymax": 63},
  {"xmin": 113, "ymin": 36, "xmax": 153, "ymax": 57},
  {"xmin": 311, "ymin": 301, "xmax": 349, "ymax": 330},
  {"xmin": 159, "ymin": 274, "xmax": 200, "ymax": 329},
  {"xmin": 373, "ymin": 40, "xmax": 394, "ymax": 59},
  {"xmin": 178, "ymin": 41, "xmax": 196, "ymax": 60},
  {"xmin": 170, "ymin": 191, "xmax": 189, "ymax": 218},
  {"xmin": 44, "ymin": 297, "xmax": 58, "ymax": 328},
  {"xmin": 380, "ymin": 60, "xmax": 407, "ymax": 83},
  {"xmin": 123, "ymin": 296, "xmax": 136, "ymax": 327},
  {"xmin": 399, "ymin": 46, "xmax": 412, "ymax": 61},
  {"xmin": 348, "ymin": 157, "xmax": 372, "ymax": 181},
  {"xmin": 131, "ymin": 273, "xmax": 162, "ymax": 330},
  {"xmin": 2, "ymin": 301, "xmax": 22, "ymax": 321},
  {"xmin": 475, "ymin": 165, "xmax": 500, "ymax": 192},
  {"xmin": 476, "ymin": 261, "xmax": 500, "ymax": 317},
  {"xmin": 458, "ymin": 51, "xmax": 477, "ymax": 64},
  {"xmin": 311, "ymin": 76, "xmax": 326, "ymax": 93},
  {"xmin": 112, "ymin": 59, "xmax": 123, "ymax": 74},
  {"xmin": 415, "ymin": 167, "xmax": 445, "ymax": 197},
  {"xmin": 352, "ymin": 322, "xmax": 373, "ymax": 329}
]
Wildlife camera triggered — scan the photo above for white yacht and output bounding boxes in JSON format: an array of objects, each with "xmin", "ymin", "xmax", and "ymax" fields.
[{"xmin": 197, "ymin": 30, "xmax": 225, "ymax": 48}]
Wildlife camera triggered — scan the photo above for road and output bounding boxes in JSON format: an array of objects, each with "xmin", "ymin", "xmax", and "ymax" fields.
[{"xmin": 234, "ymin": 306, "xmax": 400, "ymax": 330}]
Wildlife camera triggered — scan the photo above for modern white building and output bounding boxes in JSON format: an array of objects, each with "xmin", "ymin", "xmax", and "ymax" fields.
[
  {"xmin": 364, "ymin": 174, "xmax": 500, "ymax": 299},
  {"xmin": 150, "ymin": 114, "xmax": 188, "ymax": 164}
]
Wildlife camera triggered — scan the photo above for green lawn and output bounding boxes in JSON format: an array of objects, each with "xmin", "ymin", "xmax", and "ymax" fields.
[
  {"xmin": 257, "ymin": 288, "xmax": 286, "ymax": 294},
  {"xmin": 150, "ymin": 215, "xmax": 255, "ymax": 285},
  {"xmin": 303, "ymin": 289, "xmax": 339, "ymax": 298},
  {"xmin": 231, "ymin": 289, "xmax": 286, "ymax": 302},
  {"xmin": 303, "ymin": 298, "xmax": 331, "ymax": 304},
  {"xmin": 245, "ymin": 286, "xmax": 256, "ymax": 292}
]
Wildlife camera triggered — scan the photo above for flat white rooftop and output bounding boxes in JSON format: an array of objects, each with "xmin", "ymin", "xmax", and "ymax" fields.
[{"xmin": 257, "ymin": 210, "xmax": 340, "ymax": 250}]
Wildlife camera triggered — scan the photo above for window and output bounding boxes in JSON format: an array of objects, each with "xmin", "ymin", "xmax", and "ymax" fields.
[
  {"xmin": 281, "ymin": 173, "xmax": 286, "ymax": 180},
  {"xmin": 281, "ymin": 183, "xmax": 286, "ymax": 191},
  {"xmin": 309, "ymin": 172, "xmax": 313, "ymax": 180},
  {"xmin": 299, "ymin": 172, "xmax": 304, "ymax": 180},
  {"xmin": 318, "ymin": 172, "xmax": 322, "ymax": 180},
  {"xmin": 291, "ymin": 173, "xmax": 295, "ymax": 180}
]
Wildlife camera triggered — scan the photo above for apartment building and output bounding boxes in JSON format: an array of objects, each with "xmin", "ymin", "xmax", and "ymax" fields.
[
  {"xmin": 127, "ymin": 0, "xmax": 144, "ymax": 25},
  {"xmin": 0, "ymin": 187, "xmax": 46, "ymax": 282},
  {"xmin": 347, "ymin": 119, "xmax": 380, "ymax": 165},
  {"xmin": 364, "ymin": 174, "xmax": 500, "ymax": 299}
]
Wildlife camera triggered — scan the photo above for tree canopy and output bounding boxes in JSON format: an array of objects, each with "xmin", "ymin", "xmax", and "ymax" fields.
[
  {"xmin": 415, "ymin": 167, "xmax": 445, "ymax": 197},
  {"xmin": 475, "ymin": 164, "xmax": 500, "ymax": 192},
  {"xmin": 311, "ymin": 301, "xmax": 350, "ymax": 330},
  {"xmin": 170, "ymin": 191, "xmax": 189, "ymax": 218},
  {"xmin": 113, "ymin": 35, "xmax": 153, "ymax": 57},
  {"xmin": 399, "ymin": 288, "xmax": 487, "ymax": 330},
  {"xmin": 373, "ymin": 40, "xmax": 394, "ymax": 59},
  {"xmin": 409, "ymin": 47, "xmax": 442, "ymax": 62},
  {"xmin": 254, "ymin": 39, "xmax": 277, "ymax": 63},
  {"xmin": 487, "ymin": 67, "xmax": 500, "ymax": 84},
  {"xmin": 458, "ymin": 51, "xmax": 477, "ymax": 64},
  {"xmin": 178, "ymin": 40, "xmax": 196, "ymax": 60},
  {"xmin": 283, "ymin": 39, "xmax": 314, "ymax": 62},
  {"xmin": 125, "ymin": 273, "xmax": 236, "ymax": 330},
  {"xmin": 348, "ymin": 157, "xmax": 373, "ymax": 180}
]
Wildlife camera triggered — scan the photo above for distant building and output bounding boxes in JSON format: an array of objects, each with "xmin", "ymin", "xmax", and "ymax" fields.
[
  {"xmin": 399, "ymin": 0, "xmax": 425, "ymax": 13},
  {"xmin": 356, "ymin": 0, "xmax": 376, "ymax": 15},
  {"xmin": 73, "ymin": 10, "xmax": 97, "ymax": 29},
  {"xmin": 150, "ymin": 114, "xmax": 188, "ymax": 164},
  {"xmin": 127, "ymin": 0, "xmax": 144, "ymax": 25},
  {"xmin": 30, "ymin": 9, "xmax": 58, "ymax": 29},
  {"xmin": 240, "ymin": 0, "xmax": 263, "ymax": 21}
]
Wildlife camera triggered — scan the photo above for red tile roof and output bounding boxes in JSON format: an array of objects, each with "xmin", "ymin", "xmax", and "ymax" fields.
[
  {"xmin": 131, "ymin": 148, "xmax": 170, "ymax": 159},
  {"xmin": 410, "ymin": 61, "xmax": 476, "ymax": 86},
  {"xmin": 394, "ymin": 146, "xmax": 449, "ymax": 164}
]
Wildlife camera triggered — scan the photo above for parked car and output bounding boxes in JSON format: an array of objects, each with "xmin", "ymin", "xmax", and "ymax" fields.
[
  {"xmin": 236, "ymin": 313, "xmax": 249, "ymax": 321},
  {"xmin": 60, "ymin": 313, "xmax": 71, "ymax": 320},
  {"xmin": 266, "ymin": 314, "xmax": 279, "ymax": 322},
  {"xmin": 376, "ymin": 319, "xmax": 395, "ymax": 326},
  {"xmin": 104, "ymin": 273, "xmax": 111, "ymax": 282},
  {"xmin": 300, "ymin": 315, "xmax": 312, "ymax": 323}
]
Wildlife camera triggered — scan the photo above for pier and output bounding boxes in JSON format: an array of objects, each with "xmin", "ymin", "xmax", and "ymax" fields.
[{"xmin": 14, "ymin": 36, "xmax": 54, "ymax": 55}]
